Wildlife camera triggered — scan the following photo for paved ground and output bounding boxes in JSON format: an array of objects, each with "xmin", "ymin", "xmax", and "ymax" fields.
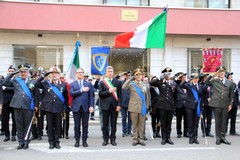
[{"xmin": 0, "ymin": 115, "xmax": 240, "ymax": 160}]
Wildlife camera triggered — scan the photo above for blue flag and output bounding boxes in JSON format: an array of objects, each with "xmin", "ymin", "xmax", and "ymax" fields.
[{"xmin": 91, "ymin": 47, "xmax": 110, "ymax": 75}]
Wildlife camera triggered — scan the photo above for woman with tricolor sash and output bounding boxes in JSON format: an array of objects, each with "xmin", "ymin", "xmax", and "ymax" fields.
[{"xmin": 122, "ymin": 68, "xmax": 150, "ymax": 146}]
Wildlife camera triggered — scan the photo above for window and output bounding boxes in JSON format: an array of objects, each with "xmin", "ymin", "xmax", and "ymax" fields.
[
  {"xmin": 187, "ymin": 48, "xmax": 231, "ymax": 74},
  {"xmin": 186, "ymin": 0, "xmax": 230, "ymax": 8},
  {"xmin": 13, "ymin": 45, "xmax": 63, "ymax": 72}
]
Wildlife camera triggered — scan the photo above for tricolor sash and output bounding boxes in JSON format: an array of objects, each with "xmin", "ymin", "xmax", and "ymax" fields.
[
  {"xmin": 191, "ymin": 88, "xmax": 201, "ymax": 117},
  {"xmin": 16, "ymin": 77, "xmax": 34, "ymax": 110},
  {"xmin": 103, "ymin": 78, "xmax": 118, "ymax": 101},
  {"xmin": 47, "ymin": 81, "xmax": 65, "ymax": 103},
  {"xmin": 131, "ymin": 82, "xmax": 147, "ymax": 116}
]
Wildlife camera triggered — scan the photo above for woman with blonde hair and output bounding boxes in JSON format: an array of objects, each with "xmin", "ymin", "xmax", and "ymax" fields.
[{"xmin": 122, "ymin": 68, "xmax": 150, "ymax": 146}]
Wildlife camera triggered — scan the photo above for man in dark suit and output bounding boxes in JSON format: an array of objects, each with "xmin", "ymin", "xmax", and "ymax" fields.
[
  {"xmin": 70, "ymin": 68, "xmax": 94, "ymax": 148},
  {"xmin": 35, "ymin": 66, "xmax": 68, "ymax": 149},
  {"xmin": 174, "ymin": 72, "xmax": 188, "ymax": 138},
  {"xmin": 205, "ymin": 66, "xmax": 234, "ymax": 145},
  {"xmin": 121, "ymin": 71, "xmax": 132, "ymax": 137},
  {"xmin": 1, "ymin": 65, "xmax": 17, "ymax": 142},
  {"xmin": 149, "ymin": 67, "xmax": 177, "ymax": 145},
  {"xmin": 2, "ymin": 63, "xmax": 37, "ymax": 150},
  {"xmin": 180, "ymin": 73, "xmax": 207, "ymax": 144},
  {"xmin": 99, "ymin": 66, "xmax": 122, "ymax": 146}
]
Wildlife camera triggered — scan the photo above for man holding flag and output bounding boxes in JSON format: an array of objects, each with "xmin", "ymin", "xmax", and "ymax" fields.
[{"xmin": 98, "ymin": 66, "xmax": 122, "ymax": 146}]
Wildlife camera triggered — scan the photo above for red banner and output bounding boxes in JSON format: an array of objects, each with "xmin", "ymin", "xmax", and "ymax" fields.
[{"xmin": 202, "ymin": 48, "xmax": 223, "ymax": 72}]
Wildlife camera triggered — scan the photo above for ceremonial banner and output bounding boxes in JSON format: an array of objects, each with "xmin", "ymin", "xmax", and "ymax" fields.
[
  {"xmin": 91, "ymin": 47, "xmax": 110, "ymax": 75},
  {"xmin": 202, "ymin": 48, "xmax": 223, "ymax": 72}
]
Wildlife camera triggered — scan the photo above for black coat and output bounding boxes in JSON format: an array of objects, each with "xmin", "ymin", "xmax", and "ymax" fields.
[
  {"xmin": 149, "ymin": 86, "xmax": 159, "ymax": 114},
  {"xmin": 180, "ymin": 81, "xmax": 207, "ymax": 110},
  {"xmin": 35, "ymin": 77, "xmax": 68, "ymax": 113},
  {"xmin": 98, "ymin": 78, "xmax": 122, "ymax": 110},
  {"xmin": 149, "ymin": 78, "xmax": 177, "ymax": 111},
  {"xmin": 121, "ymin": 80, "xmax": 130, "ymax": 108},
  {"xmin": 174, "ymin": 80, "xmax": 188, "ymax": 109}
]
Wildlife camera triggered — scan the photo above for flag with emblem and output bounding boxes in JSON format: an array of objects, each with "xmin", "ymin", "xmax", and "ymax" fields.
[
  {"xmin": 65, "ymin": 41, "xmax": 81, "ymax": 83},
  {"xmin": 202, "ymin": 48, "xmax": 223, "ymax": 72},
  {"xmin": 114, "ymin": 8, "xmax": 167, "ymax": 49}
]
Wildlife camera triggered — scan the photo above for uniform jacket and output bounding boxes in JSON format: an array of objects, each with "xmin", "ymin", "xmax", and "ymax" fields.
[
  {"xmin": 180, "ymin": 81, "xmax": 207, "ymax": 110},
  {"xmin": 0, "ymin": 79, "xmax": 14, "ymax": 104},
  {"xmin": 122, "ymin": 79, "xmax": 150, "ymax": 114},
  {"xmin": 174, "ymin": 80, "xmax": 188, "ymax": 109},
  {"xmin": 2, "ymin": 74, "xmax": 35, "ymax": 110},
  {"xmin": 98, "ymin": 78, "xmax": 122, "ymax": 110},
  {"xmin": 205, "ymin": 76, "xmax": 234, "ymax": 108},
  {"xmin": 149, "ymin": 78, "xmax": 177, "ymax": 111},
  {"xmin": 70, "ymin": 79, "xmax": 94, "ymax": 112},
  {"xmin": 149, "ymin": 86, "xmax": 159, "ymax": 114},
  {"xmin": 35, "ymin": 77, "xmax": 68, "ymax": 113}
]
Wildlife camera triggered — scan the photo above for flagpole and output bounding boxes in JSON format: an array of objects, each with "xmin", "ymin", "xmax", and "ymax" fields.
[{"xmin": 161, "ymin": 5, "xmax": 168, "ymax": 72}]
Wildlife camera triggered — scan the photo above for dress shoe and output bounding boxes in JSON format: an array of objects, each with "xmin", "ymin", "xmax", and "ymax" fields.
[
  {"xmin": 161, "ymin": 140, "xmax": 166, "ymax": 145},
  {"xmin": 65, "ymin": 135, "xmax": 69, "ymax": 139},
  {"xmin": 83, "ymin": 141, "xmax": 88, "ymax": 147},
  {"xmin": 111, "ymin": 140, "xmax": 117, "ymax": 146},
  {"xmin": 221, "ymin": 139, "xmax": 231, "ymax": 145},
  {"xmin": 177, "ymin": 134, "xmax": 181, "ymax": 138},
  {"xmin": 143, "ymin": 136, "xmax": 148, "ymax": 141},
  {"xmin": 202, "ymin": 133, "xmax": 206, "ymax": 137},
  {"xmin": 11, "ymin": 136, "xmax": 16, "ymax": 141},
  {"xmin": 23, "ymin": 144, "xmax": 29, "ymax": 150},
  {"xmin": 37, "ymin": 136, "xmax": 42, "ymax": 140},
  {"xmin": 216, "ymin": 140, "xmax": 221, "ymax": 145},
  {"xmin": 156, "ymin": 133, "xmax": 161, "ymax": 138},
  {"xmin": 74, "ymin": 142, "xmax": 80, "ymax": 147},
  {"xmin": 153, "ymin": 133, "xmax": 157, "ymax": 138},
  {"xmin": 17, "ymin": 144, "xmax": 24, "ymax": 150},
  {"xmin": 206, "ymin": 133, "xmax": 214, "ymax": 137},
  {"xmin": 189, "ymin": 139, "xmax": 194, "ymax": 144},
  {"xmin": 49, "ymin": 144, "xmax": 55, "ymax": 149},
  {"xmin": 90, "ymin": 117, "xmax": 95, "ymax": 120},
  {"xmin": 194, "ymin": 139, "xmax": 199, "ymax": 144},
  {"xmin": 167, "ymin": 139, "xmax": 174, "ymax": 145},
  {"xmin": 3, "ymin": 136, "xmax": 10, "ymax": 142},
  {"xmin": 139, "ymin": 142, "xmax": 146, "ymax": 146},
  {"xmin": 230, "ymin": 132, "xmax": 240, "ymax": 136},
  {"xmin": 132, "ymin": 142, "xmax": 138, "ymax": 146},
  {"xmin": 102, "ymin": 140, "xmax": 108, "ymax": 146},
  {"xmin": 55, "ymin": 143, "xmax": 61, "ymax": 149}
]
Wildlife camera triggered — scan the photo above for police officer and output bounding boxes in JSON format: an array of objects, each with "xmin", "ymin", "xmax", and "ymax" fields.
[
  {"xmin": 35, "ymin": 66, "xmax": 68, "ymax": 149},
  {"xmin": 149, "ymin": 67, "xmax": 177, "ymax": 145},
  {"xmin": 2, "ymin": 63, "xmax": 37, "ymax": 150}
]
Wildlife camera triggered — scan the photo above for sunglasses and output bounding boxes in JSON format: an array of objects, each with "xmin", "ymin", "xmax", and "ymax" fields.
[{"xmin": 126, "ymin": 75, "xmax": 131, "ymax": 76}]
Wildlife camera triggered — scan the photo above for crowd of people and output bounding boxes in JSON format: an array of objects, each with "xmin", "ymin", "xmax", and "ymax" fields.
[{"xmin": 0, "ymin": 63, "xmax": 239, "ymax": 150}]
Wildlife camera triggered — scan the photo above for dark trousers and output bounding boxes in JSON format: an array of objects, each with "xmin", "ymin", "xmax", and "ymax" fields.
[
  {"xmin": 213, "ymin": 107, "xmax": 228, "ymax": 141},
  {"xmin": 37, "ymin": 110, "xmax": 46, "ymax": 137},
  {"xmin": 46, "ymin": 112, "xmax": 62, "ymax": 145},
  {"xmin": 62, "ymin": 111, "xmax": 70, "ymax": 137},
  {"xmin": 14, "ymin": 108, "xmax": 33, "ymax": 145},
  {"xmin": 102, "ymin": 105, "xmax": 118, "ymax": 141},
  {"xmin": 151, "ymin": 108, "xmax": 160, "ymax": 133},
  {"xmin": 2, "ymin": 103, "xmax": 16, "ymax": 137},
  {"xmin": 121, "ymin": 106, "xmax": 132, "ymax": 135},
  {"xmin": 176, "ymin": 107, "xmax": 188, "ymax": 135},
  {"xmin": 73, "ymin": 107, "xmax": 89, "ymax": 143},
  {"xmin": 185, "ymin": 108, "xmax": 200, "ymax": 141},
  {"xmin": 201, "ymin": 105, "xmax": 213, "ymax": 134},
  {"xmin": 226, "ymin": 105, "xmax": 238, "ymax": 134},
  {"xmin": 159, "ymin": 109, "xmax": 174, "ymax": 140}
]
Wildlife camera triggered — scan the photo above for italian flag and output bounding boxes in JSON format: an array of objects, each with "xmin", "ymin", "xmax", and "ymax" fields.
[
  {"xmin": 65, "ymin": 41, "xmax": 81, "ymax": 83},
  {"xmin": 114, "ymin": 9, "xmax": 167, "ymax": 49}
]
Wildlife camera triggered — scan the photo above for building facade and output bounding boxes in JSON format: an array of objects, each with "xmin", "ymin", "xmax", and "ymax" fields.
[{"xmin": 0, "ymin": 0, "xmax": 240, "ymax": 81}]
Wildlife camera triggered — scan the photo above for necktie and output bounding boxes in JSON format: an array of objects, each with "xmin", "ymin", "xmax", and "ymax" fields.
[{"xmin": 79, "ymin": 80, "xmax": 82, "ymax": 90}]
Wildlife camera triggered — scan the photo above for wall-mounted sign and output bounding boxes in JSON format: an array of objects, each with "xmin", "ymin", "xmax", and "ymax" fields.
[{"xmin": 121, "ymin": 9, "xmax": 138, "ymax": 21}]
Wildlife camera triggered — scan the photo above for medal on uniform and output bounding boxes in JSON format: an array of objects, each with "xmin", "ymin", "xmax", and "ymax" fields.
[
  {"xmin": 60, "ymin": 87, "xmax": 63, "ymax": 92},
  {"xmin": 48, "ymin": 88, "xmax": 52, "ymax": 92}
]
